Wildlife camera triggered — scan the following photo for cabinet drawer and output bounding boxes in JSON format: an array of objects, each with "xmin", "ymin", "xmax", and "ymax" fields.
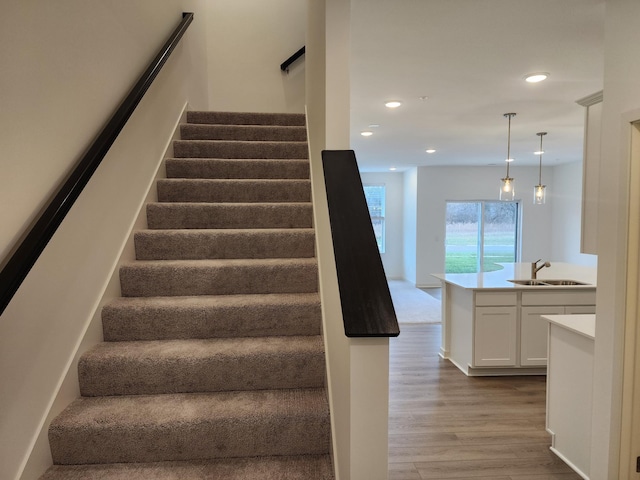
[
  {"xmin": 521, "ymin": 290, "xmax": 596, "ymax": 306},
  {"xmin": 475, "ymin": 292, "xmax": 518, "ymax": 306}
]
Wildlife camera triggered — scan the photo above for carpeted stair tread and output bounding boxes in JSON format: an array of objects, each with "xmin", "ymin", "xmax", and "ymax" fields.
[
  {"xmin": 147, "ymin": 202, "xmax": 313, "ymax": 229},
  {"xmin": 119, "ymin": 258, "xmax": 318, "ymax": 297},
  {"xmin": 173, "ymin": 140, "xmax": 309, "ymax": 159},
  {"xmin": 79, "ymin": 335, "xmax": 325, "ymax": 396},
  {"xmin": 102, "ymin": 293, "xmax": 322, "ymax": 341},
  {"xmin": 180, "ymin": 124, "xmax": 307, "ymax": 142},
  {"xmin": 146, "ymin": 202, "xmax": 313, "ymax": 229},
  {"xmin": 134, "ymin": 228, "xmax": 316, "ymax": 260},
  {"xmin": 49, "ymin": 388, "xmax": 330, "ymax": 465},
  {"xmin": 44, "ymin": 111, "xmax": 333, "ymax": 477},
  {"xmin": 40, "ymin": 455, "xmax": 334, "ymax": 480},
  {"xmin": 156, "ymin": 178, "xmax": 311, "ymax": 203},
  {"xmin": 165, "ymin": 158, "xmax": 310, "ymax": 179},
  {"xmin": 187, "ymin": 111, "xmax": 306, "ymax": 126}
]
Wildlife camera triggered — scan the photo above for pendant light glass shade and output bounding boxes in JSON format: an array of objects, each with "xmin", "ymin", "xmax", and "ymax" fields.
[
  {"xmin": 500, "ymin": 113, "xmax": 516, "ymax": 201},
  {"xmin": 533, "ymin": 132, "xmax": 547, "ymax": 204},
  {"xmin": 500, "ymin": 177, "xmax": 515, "ymax": 201}
]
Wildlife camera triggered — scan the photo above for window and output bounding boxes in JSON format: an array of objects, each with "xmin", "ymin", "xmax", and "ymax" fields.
[
  {"xmin": 363, "ymin": 184, "xmax": 386, "ymax": 253},
  {"xmin": 445, "ymin": 201, "xmax": 519, "ymax": 273}
]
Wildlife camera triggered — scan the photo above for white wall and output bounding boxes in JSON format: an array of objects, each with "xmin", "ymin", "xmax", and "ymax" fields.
[
  {"xmin": 308, "ymin": 1, "xmax": 391, "ymax": 478},
  {"xmin": 207, "ymin": 0, "xmax": 306, "ymax": 113},
  {"xmin": 0, "ymin": 2, "xmax": 209, "ymax": 479},
  {"xmin": 590, "ymin": 0, "xmax": 640, "ymax": 476},
  {"xmin": 356, "ymin": 164, "xmax": 589, "ymax": 287},
  {"xmin": 360, "ymin": 172, "xmax": 404, "ymax": 279},
  {"xmin": 550, "ymin": 161, "xmax": 598, "ymax": 267},
  {"xmin": 403, "ymin": 168, "xmax": 418, "ymax": 284},
  {"xmin": 415, "ymin": 165, "xmax": 556, "ymax": 287}
]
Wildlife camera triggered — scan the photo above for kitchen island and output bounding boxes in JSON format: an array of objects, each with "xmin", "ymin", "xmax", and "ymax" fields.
[
  {"xmin": 543, "ymin": 314, "xmax": 595, "ymax": 479},
  {"xmin": 432, "ymin": 263, "xmax": 597, "ymax": 376}
]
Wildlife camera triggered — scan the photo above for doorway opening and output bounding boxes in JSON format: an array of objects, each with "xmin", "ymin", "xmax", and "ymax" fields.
[{"xmin": 445, "ymin": 201, "xmax": 520, "ymax": 273}]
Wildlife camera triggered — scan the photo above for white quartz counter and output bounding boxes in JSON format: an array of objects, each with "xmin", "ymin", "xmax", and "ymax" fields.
[
  {"xmin": 431, "ymin": 262, "xmax": 597, "ymax": 290},
  {"xmin": 544, "ymin": 314, "xmax": 595, "ymax": 339}
]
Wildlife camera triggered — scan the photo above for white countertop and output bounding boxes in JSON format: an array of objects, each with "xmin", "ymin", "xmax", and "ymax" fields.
[
  {"xmin": 431, "ymin": 262, "xmax": 597, "ymax": 290},
  {"xmin": 543, "ymin": 314, "xmax": 595, "ymax": 339}
]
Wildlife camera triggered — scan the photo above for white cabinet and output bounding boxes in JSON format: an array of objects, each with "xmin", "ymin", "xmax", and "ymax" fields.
[
  {"xmin": 474, "ymin": 306, "xmax": 517, "ymax": 366},
  {"xmin": 521, "ymin": 306, "xmax": 564, "ymax": 366},
  {"xmin": 577, "ymin": 91, "xmax": 602, "ymax": 255},
  {"xmin": 565, "ymin": 305, "xmax": 596, "ymax": 314},
  {"xmin": 545, "ymin": 315, "xmax": 595, "ymax": 479},
  {"xmin": 520, "ymin": 292, "xmax": 596, "ymax": 367},
  {"xmin": 466, "ymin": 290, "xmax": 596, "ymax": 374}
]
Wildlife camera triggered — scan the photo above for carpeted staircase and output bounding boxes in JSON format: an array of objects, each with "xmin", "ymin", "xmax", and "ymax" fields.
[{"xmin": 40, "ymin": 112, "xmax": 334, "ymax": 479}]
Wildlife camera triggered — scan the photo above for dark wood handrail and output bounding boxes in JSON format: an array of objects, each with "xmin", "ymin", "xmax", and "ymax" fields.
[
  {"xmin": 280, "ymin": 46, "xmax": 305, "ymax": 72},
  {"xmin": 322, "ymin": 150, "xmax": 400, "ymax": 337},
  {"xmin": 0, "ymin": 12, "xmax": 194, "ymax": 316}
]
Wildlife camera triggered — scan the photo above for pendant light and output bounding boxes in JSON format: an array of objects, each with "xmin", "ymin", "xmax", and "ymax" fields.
[
  {"xmin": 500, "ymin": 113, "xmax": 516, "ymax": 201},
  {"xmin": 533, "ymin": 132, "xmax": 547, "ymax": 204}
]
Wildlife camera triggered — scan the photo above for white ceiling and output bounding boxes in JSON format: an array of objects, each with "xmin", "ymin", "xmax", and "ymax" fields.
[{"xmin": 350, "ymin": 0, "xmax": 605, "ymax": 172}]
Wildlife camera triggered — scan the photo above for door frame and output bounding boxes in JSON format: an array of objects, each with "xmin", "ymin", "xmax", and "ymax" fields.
[{"xmin": 619, "ymin": 117, "xmax": 640, "ymax": 478}]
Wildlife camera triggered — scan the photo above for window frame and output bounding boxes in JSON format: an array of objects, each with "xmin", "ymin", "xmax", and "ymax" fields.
[
  {"xmin": 444, "ymin": 200, "xmax": 521, "ymax": 273},
  {"xmin": 363, "ymin": 184, "xmax": 386, "ymax": 254}
]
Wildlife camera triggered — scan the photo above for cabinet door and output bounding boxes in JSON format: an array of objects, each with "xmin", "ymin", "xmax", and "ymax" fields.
[
  {"xmin": 521, "ymin": 306, "xmax": 564, "ymax": 366},
  {"xmin": 474, "ymin": 306, "xmax": 517, "ymax": 367}
]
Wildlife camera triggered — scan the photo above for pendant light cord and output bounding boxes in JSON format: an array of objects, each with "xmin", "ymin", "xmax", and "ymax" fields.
[
  {"xmin": 538, "ymin": 135, "xmax": 543, "ymax": 184},
  {"xmin": 504, "ymin": 113, "xmax": 516, "ymax": 178},
  {"xmin": 537, "ymin": 132, "xmax": 547, "ymax": 185}
]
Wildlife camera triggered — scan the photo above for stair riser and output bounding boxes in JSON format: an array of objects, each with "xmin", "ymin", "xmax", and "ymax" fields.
[
  {"xmin": 134, "ymin": 230, "xmax": 315, "ymax": 260},
  {"xmin": 102, "ymin": 299, "xmax": 322, "ymax": 341},
  {"xmin": 187, "ymin": 111, "xmax": 306, "ymax": 126},
  {"xmin": 49, "ymin": 416, "xmax": 330, "ymax": 465},
  {"xmin": 165, "ymin": 159, "xmax": 310, "ymax": 179},
  {"xmin": 173, "ymin": 140, "xmax": 309, "ymax": 159},
  {"xmin": 157, "ymin": 179, "xmax": 311, "ymax": 203},
  {"xmin": 146, "ymin": 203, "xmax": 313, "ymax": 229},
  {"xmin": 79, "ymin": 350, "xmax": 326, "ymax": 396},
  {"xmin": 120, "ymin": 263, "xmax": 318, "ymax": 297},
  {"xmin": 180, "ymin": 124, "xmax": 307, "ymax": 142}
]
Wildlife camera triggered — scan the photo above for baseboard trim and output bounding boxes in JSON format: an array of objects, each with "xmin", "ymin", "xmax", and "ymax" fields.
[{"xmin": 550, "ymin": 446, "xmax": 590, "ymax": 480}]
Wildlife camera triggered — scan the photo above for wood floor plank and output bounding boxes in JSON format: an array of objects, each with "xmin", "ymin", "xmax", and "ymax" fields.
[{"xmin": 388, "ymin": 323, "xmax": 582, "ymax": 480}]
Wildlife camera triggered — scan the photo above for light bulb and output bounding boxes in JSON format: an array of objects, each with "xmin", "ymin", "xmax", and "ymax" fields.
[
  {"xmin": 534, "ymin": 185, "xmax": 546, "ymax": 204},
  {"xmin": 500, "ymin": 178, "xmax": 515, "ymax": 201}
]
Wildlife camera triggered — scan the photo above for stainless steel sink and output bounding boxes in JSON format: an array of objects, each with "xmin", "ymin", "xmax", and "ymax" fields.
[
  {"xmin": 537, "ymin": 279, "xmax": 590, "ymax": 286},
  {"xmin": 508, "ymin": 279, "xmax": 551, "ymax": 286},
  {"xmin": 508, "ymin": 279, "xmax": 590, "ymax": 286}
]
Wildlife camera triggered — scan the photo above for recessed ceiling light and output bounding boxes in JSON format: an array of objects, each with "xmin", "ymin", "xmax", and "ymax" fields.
[
  {"xmin": 534, "ymin": 150, "xmax": 545, "ymax": 155},
  {"xmin": 425, "ymin": 149, "xmax": 436, "ymax": 154},
  {"xmin": 506, "ymin": 158, "xmax": 515, "ymax": 162},
  {"xmin": 385, "ymin": 101, "xmax": 402, "ymax": 108},
  {"xmin": 361, "ymin": 131, "xmax": 373, "ymax": 137},
  {"xmin": 524, "ymin": 72, "xmax": 549, "ymax": 83},
  {"xmin": 389, "ymin": 167, "xmax": 397, "ymax": 171}
]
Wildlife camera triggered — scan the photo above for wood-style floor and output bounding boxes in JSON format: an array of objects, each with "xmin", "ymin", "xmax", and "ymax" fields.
[{"xmin": 388, "ymin": 323, "xmax": 583, "ymax": 480}]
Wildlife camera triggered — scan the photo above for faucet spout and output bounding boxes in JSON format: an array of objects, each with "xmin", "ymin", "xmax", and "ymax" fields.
[{"xmin": 531, "ymin": 259, "xmax": 551, "ymax": 279}]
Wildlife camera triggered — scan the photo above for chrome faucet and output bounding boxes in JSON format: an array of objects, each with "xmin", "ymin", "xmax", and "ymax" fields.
[{"xmin": 531, "ymin": 259, "xmax": 551, "ymax": 279}]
